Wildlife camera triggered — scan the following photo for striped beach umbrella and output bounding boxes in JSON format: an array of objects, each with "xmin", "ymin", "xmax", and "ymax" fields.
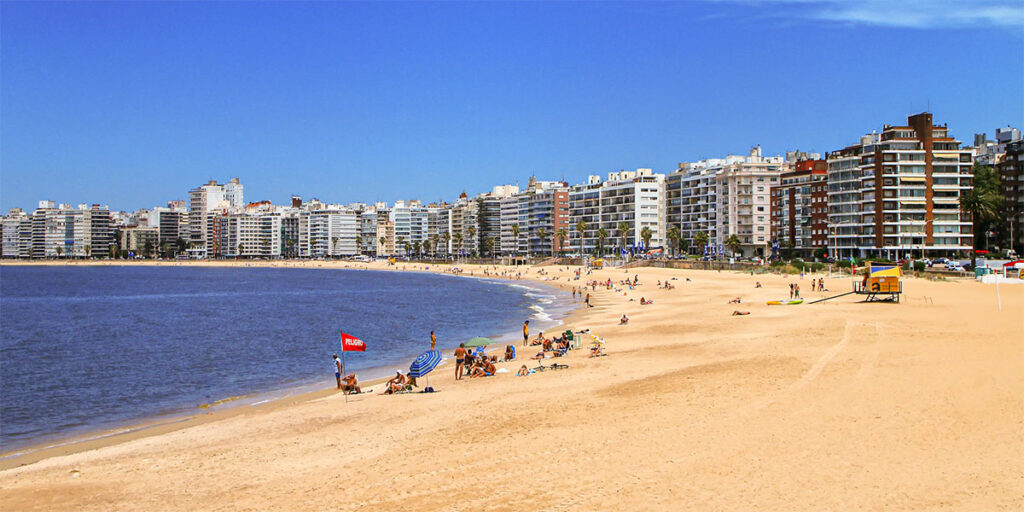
[{"xmin": 408, "ymin": 350, "xmax": 442, "ymax": 378}]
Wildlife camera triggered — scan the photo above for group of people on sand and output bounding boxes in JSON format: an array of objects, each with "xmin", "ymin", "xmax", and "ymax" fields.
[
  {"xmin": 333, "ymin": 354, "xmax": 362, "ymax": 394},
  {"xmin": 453, "ymin": 342, "xmax": 500, "ymax": 380}
]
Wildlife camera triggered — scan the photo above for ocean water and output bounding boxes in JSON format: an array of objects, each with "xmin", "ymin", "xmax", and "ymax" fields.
[{"xmin": 0, "ymin": 266, "xmax": 572, "ymax": 452}]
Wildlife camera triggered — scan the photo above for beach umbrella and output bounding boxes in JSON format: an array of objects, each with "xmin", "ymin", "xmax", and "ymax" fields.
[
  {"xmin": 464, "ymin": 336, "xmax": 493, "ymax": 348},
  {"xmin": 409, "ymin": 350, "xmax": 442, "ymax": 379}
]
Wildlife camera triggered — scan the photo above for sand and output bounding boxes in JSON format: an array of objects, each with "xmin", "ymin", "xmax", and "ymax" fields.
[{"xmin": 1, "ymin": 260, "xmax": 1022, "ymax": 511}]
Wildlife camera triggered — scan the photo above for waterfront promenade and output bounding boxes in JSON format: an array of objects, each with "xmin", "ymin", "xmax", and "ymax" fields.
[{"xmin": 1, "ymin": 260, "xmax": 1021, "ymax": 511}]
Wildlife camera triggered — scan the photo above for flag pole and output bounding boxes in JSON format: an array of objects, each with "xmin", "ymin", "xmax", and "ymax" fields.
[{"xmin": 341, "ymin": 330, "xmax": 348, "ymax": 403}]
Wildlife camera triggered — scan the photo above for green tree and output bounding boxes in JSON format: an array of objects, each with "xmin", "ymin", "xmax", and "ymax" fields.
[
  {"xmin": 640, "ymin": 226, "xmax": 653, "ymax": 252},
  {"xmin": 667, "ymin": 226, "xmax": 681, "ymax": 257},
  {"xmin": 453, "ymin": 232, "xmax": 464, "ymax": 256},
  {"xmin": 355, "ymin": 235, "xmax": 363, "ymax": 254},
  {"xmin": 466, "ymin": 226, "xmax": 476, "ymax": 254},
  {"xmin": 535, "ymin": 227, "xmax": 548, "ymax": 256},
  {"xmin": 511, "ymin": 224, "xmax": 521, "ymax": 258},
  {"xmin": 962, "ymin": 163, "xmax": 1004, "ymax": 268},
  {"xmin": 616, "ymin": 221, "xmax": 631, "ymax": 254},
  {"xmin": 84, "ymin": 244, "xmax": 92, "ymax": 259},
  {"xmin": 331, "ymin": 236, "xmax": 339, "ymax": 258},
  {"xmin": 396, "ymin": 236, "xmax": 406, "ymax": 256},
  {"xmin": 413, "ymin": 240, "xmax": 421, "ymax": 258},
  {"xmin": 55, "ymin": 246, "xmax": 63, "ymax": 258},
  {"xmin": 694, "ymin": 231, "xmax": 709, "ymax": 256},
  {"xmin": 596, "ymin": 227, "xmax": 609, "ymax": 256},
  {"xmin": 725, "ymin": 234, "xmax": 741, "ymax": 257},
  {"xmin": 442, "ymin": 232, "xmax": 451, "ymax": 256},
  {"xmin": 483, "ymin": 236, "xmax": 495, "ymax": 258},
  {"xmin": 378, "ymin": 236, "xmax": 388, "ymax": 256},
  {"xmin": 143, "ymin": 240, "xmax": 153, "ymax": 259},
  {"xmin": 575, "ymin": 220, "xmax": 587, "ymax": 257},
  {"xmin": 555, "ymin": 228, "xmax": 568, "ymax": 256}
]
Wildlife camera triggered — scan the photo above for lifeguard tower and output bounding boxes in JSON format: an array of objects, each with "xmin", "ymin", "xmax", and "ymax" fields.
[{"xmin": 854, "ymin": 263, "xmax": 903, "ymax": 303}]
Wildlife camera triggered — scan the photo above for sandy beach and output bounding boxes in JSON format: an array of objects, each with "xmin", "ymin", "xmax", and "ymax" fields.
[{"xmin": 1, "ymin": 259, "xmax": 1022, "ymax": 511}]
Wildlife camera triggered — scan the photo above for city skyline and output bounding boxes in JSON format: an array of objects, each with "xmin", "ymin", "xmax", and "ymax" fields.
[{"xmin": 2, "ymin": 1, "xmax": 1022, "ymax": 212}]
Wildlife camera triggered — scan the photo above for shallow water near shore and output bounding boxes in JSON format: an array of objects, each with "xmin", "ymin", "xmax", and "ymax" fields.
[{"xmin": 0, "ymin": 265, "xmax": 572, "ymax": 452}]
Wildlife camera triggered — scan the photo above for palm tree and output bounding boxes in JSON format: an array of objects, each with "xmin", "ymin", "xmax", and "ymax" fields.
[
  {"xmin": 404, "ymin": 241, "xmax": 412, "ymax": 256},
  {"xmin": 55, "ymin": 246, "xmax": 63, "ymax": 258},
  {"xmin": 640, "ymin": 226, "xmax": 653, "ymax": 253},
  {"xmin": 396, "ymin": 236, "xmax": 406, "ymax": 256},
  {"xmin": 378, "ymin": 235, "xmax": 388, "ymax": 256},
  {"xmin": 510, "ymin": 224, "xmax": 521, "ymax": 258},
  {"xmin": 413, "ymin": 240, "xmax": 421, "ymax": 258},
  {"xmin": 695, "ymin": 231, "xmax": 709, "ymax": 256},
  {"xmin": 237, "ymin": 242, "xmax": 244, "ymax": 259},
  {"xmin": 331, "ymin": 236, "xmax": 339, "ymax": 258},
  {"xmin": 575, "ymin": 220, "xmax": 587, "ymax": 258},
  {"xmin": 442, "ymin": 232, "xmax": 451, "ymax": 256},
  {"xmin": 466, "ymin": 226, "xmax": 476, "ymax": 255},
  {"xmin": 430, "ymin": 234, "xmax": 440, "ymax": 256},
  {"xmin": 725, "ymin": 234, "xmax": 741, "ymax": 257},
  {"xmin": 355, "ymin": 235, "xmax": 363, "ymax": 255},
  {"xmin": 484, "ymin": 236, "xmax": 495, "ymax": 258},
  {"xmin": 596, "ymin": 228, "xmax": 609, "ymax": 256},
  {"xmin": 617, "ymin": 221, "xmax": 631, "ymax": 255},
  {"xmin": 962, "ymin": 165, "xmax": 1004, "ymax": 268},
  {"xmin": 667, "ymin": 226, "xmax": 681, "ymax": 257},
  {"xmin": 453, "ymin": 233, "xmax": 464, "ymax": 259},
  {"xmin": 536, "ymin": 227, "xmax": 549, "ymax": 256},
  {"xmin": 421, "ymin": 239, "xmax": 430, "ymax": 257},
  {"xmin": 555, "ymin": 228, "xmax": 568, "ymax": 257},
  {"xmin": 84, "ymin": 244, "xmax": 92, "ymax": 259},
  {"xmin": 109, "ymin": 245, "xmax": 118, "ymax": 259}
]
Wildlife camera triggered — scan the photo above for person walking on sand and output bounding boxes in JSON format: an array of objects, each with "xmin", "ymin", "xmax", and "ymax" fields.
[
  {"xmin": 454, "ymin": 343, "xmax": 468, "ymax": 380},
  {"xmin": 522, "ymin": 320, "xmax": 530, "ymax": 346},
  {"xmin": 333, "ymin": 354, "xmax": 343, "ymax": 389},
  {"xmin": 430, "ymin": 330, "xmax": 437, "ymax": 350}
]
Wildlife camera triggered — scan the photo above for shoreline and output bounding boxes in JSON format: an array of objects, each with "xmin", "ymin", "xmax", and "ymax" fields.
[
  {"xmin": 0, "ymin": 259, "xmax": 581, "ymax": 469},
  {"xmin": 2, "ymin": 260, "xmax": 1021, "ymax": 510}
]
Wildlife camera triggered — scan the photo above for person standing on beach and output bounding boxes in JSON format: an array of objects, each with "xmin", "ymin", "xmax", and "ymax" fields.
[
  {"xmin": 333, "ymin": 354, "xmax": 343, "ymax": 390},
  {"xmin": 454, "ymin": 343, "xmax": 467, "ymax": 380},
  {"xmin": 430, "ymin": 330, "xmax": 437, "ymax": 350},
  {"xmin": 522, "ymin": 320, "xmax": 530, "ymax": 346},
  {"xmin": 794, "ymin": 283, "xmax": 801, "ymax": 299}
]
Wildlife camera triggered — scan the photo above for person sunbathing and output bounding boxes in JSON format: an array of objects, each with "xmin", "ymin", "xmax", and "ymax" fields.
[
  {"xmin": 732, "ymin": 310, "xmax": 750, "ymax": 316},
  {"xmin": 729, "ymin": 297, "xmax": 742, "ymax": 304},
  {"xmin": 517, "ymin": 365, "xmax": 530, "ymax": 376},
  {"xmin": 385, "ymin": 371, "xmax": 408, "ymax": 394},
  {"xmin": 620, "ymin": 314, "xmax": 629, "ymax": 325},
  {"xmin": 470, "ymin": 360, "xmax": 496, "ymax": 377},
  {"xmin": 341, "ymin": 373, "xmax": 361, "ymax": 394},
  {"xmin": 542, "ymin": 338, "xmax": 553, "ymax": 351},
  {"xmin": 589, "ymin": 345, "xmax": 603, "ymax": 357},
  {"xmin": 531, "ymin": 351, "xmax": 545, "ymax": 360}
]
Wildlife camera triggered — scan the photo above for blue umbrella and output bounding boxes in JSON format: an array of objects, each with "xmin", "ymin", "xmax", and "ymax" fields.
[{"xmin": 409, "ymin": 350, "xmax": 442, "ymax": 379}]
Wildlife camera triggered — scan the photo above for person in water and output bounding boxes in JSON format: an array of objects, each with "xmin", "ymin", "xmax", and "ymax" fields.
[{"xmin": 430, "ymin": 330, "xmax": 437, "ymax": 350}]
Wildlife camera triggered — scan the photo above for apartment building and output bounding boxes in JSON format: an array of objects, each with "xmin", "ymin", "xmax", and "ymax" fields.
[
  {"xmin": 714, "ymin": 147, "xmax": 785, "ymax": 257},
  {"xmin": 188, "ymin": 179, "xmax": 243, "ymax": 257},
  {"xmin": 826, "ymin": 112, "xmax": 973, "ymax": 259},
  {"xmin": 667, "ymin": 161, "xmax": 719, "ymax": 253},
  {"xmin": 771, "ymin": 159, "xmax": 828, "ymax": 256},
  {"xmin": 1, "ymin": 209, "xmax": 30, "ymax": 258},
  {"xmin": 119, "ymin": 226, "xmax": 160, "ymax": 255},
  {"xmin": 569, "ymin": 169, "xmax": 665, "ymax": 255},
  {"xmin": 998, "ymin": 140, "xmax": 1023, "ymax": 253}
]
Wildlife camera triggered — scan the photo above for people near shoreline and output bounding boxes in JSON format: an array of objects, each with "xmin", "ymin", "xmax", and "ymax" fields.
[
  {"xmin": 505, "ymin": 344, "xmax": 516, "ymax": 361},
  {"xmin": 430, "ymin": 330, "xmax": 436, "ymax": 350},
  {"xmin": 620, "ymin": 314, "xmax": 629, "ymax": 325},
  {"xmin": 732, "ymin": 310, "xmax": 750, "ymax": 316},
  {"xmin": 470, "ymin": 359, "xmax": 496, "ymax": 378},
  {"xmin": 454, "ymin": 343, "xmax": 468, "ymax": 380},
  {"xmin": 341, "ymin": 373, "xmax": 361, "ymax": 394},
  {"xmin": 522, "ymin": 320, "xmax": 530, "ymax": 346},
  {"xmin": 384, "ymin": 371, "xmax": 408, "ymax": 394},
  {"xmin": 333, "ymin": 354, "xmax": 343, "ymax": 390}
]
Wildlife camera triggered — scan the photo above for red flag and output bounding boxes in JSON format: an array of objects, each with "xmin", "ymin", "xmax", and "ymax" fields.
[{"xmin": 340, "ymin": 332, "xmax": 366, "ymax": 352}]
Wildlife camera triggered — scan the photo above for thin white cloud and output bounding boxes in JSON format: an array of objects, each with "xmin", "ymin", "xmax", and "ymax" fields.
[{"xmin": 712, "ymin": 0, "xmax": 1024, "ymax": 29}]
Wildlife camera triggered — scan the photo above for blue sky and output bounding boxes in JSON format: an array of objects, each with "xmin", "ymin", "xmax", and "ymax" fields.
[{"xmin": 2, "ymin": 0, "xmax": 1022, "ymax": 211}]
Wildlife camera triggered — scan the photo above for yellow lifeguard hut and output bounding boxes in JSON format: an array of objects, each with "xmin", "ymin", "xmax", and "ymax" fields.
[{"xmin": 854, "ymin": 263, "xmax": 903, "ymax": 303}]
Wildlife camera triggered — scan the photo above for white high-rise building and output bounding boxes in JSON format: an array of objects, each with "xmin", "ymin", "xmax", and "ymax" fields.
[{"xmin": 569, "ymin": 169, "xmax": 665, "ymax": 256}]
